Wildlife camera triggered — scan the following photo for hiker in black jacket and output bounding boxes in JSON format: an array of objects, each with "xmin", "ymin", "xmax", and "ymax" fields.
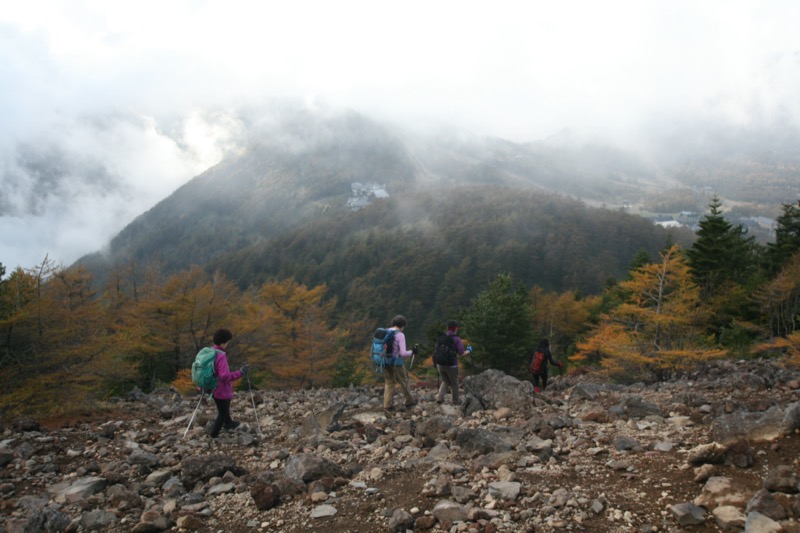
[{"xmin": 528, "ymin": 338, "xmax": 562, "ymax": 393}]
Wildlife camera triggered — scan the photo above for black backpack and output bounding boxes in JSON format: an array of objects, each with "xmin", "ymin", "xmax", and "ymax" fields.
[{"xmin": 432, "ymin": 333, "xmax": 458, "ymax": 366}]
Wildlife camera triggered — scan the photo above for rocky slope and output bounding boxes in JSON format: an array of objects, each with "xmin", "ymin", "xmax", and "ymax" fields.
[{"xmin": 2, "ymin": 360, "xmax": 800, "ymax": 533}]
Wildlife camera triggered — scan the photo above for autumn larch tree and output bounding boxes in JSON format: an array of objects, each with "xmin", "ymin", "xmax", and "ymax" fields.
[{"xmin": 574, "ymin": 245, "xmax": 725, "ymax": 382}]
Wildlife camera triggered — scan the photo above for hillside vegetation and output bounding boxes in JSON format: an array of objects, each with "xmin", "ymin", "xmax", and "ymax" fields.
[
  {"xmin": 2, "ymin": 109, "xmax": 800, "ymax": 419},
  {"xmin": 214, "ymin": 186, "xmax": 685, "ymax": 329}
]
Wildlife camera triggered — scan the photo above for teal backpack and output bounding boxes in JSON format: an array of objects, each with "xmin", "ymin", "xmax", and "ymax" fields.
[
  {"xmin": 191, "ymin": 347, "xmax": 219, "ymax": 391},
  {"xmin": 371, "ymin": 328, "xmax": 397, "ymax": 372}
]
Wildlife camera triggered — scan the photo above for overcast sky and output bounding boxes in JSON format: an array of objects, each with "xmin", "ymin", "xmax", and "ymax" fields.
[{"xmin": 1, "ymin": 0, "xmax": 798, "ymax": 270}]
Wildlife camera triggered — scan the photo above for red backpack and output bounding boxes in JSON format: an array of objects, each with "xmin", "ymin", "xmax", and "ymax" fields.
[{"xmin": 529, "ymin": 350, "xmax": 546, "ymax": 374}]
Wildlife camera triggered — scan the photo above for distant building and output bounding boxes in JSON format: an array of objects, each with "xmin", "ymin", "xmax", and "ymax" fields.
[
  {"xmin": 347, "ymin": 182, "xmax": 389, "ymax": 211},
  {"xmin": 655, "ymin": 220, "xmax": 683, "ymax": 229},
  {"xmin": 346, "ymin": 196, "xmax": 371, "ymax": 210}
]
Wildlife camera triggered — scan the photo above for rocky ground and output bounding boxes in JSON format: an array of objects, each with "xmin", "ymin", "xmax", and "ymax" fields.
[{"xmin": 2, "ymin": 360, "xmax": 800, "ymax": 533}]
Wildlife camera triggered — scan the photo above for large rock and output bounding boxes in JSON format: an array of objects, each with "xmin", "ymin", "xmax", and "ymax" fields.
[
  {"xmin": 614, "ymin": 395, "xmax": 663, "ymax": 418},
  {"xmin": 694, "ymin": 476, "xmax": 750, "ymax": 509},
  {"xmin": 46, "ymin": 476, "xmax": 108, "ymax": 502},
  {"xmin": 711, "ymin": 406, "xmax": 785, "ymax": 444},
  {"xmin": 284, "ymin": 453, "xmax": 347, "ymax": 483},
  {"xmin": 463, "ymin": 369, "xmax": 534, "ymax": 414},
  {"xmin": 251, "ymin": 479, "xmax": 281, "ymax": 510},
  {"xmin": 416, "ymin": 416, "xmax": 454, "ymax": 440},
  {"xmin": 432, "ymin": 500, "xmax": 468, "ymax": 526},
  {"xmin": 763, "ymin": 464, "xmax": 799, "ymax": 493},
  {"xmin": 453, "ymin": 428, "xmax": 514, "ymax": 457},
  {"xmin": 669, "ymin": 502, "xmax": 706, "ymax": 526},
  {"xmin": 180, "ymin": 454, "xmax": 241, "ymax": 487},
  {"xmin": 20, "ymin": 508, "xmax": 71, "ymax": 533}
]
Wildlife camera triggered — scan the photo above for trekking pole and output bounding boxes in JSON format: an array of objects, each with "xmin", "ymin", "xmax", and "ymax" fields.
[
  {"xmin": 245, "ymin": 372, "xmax": 264, "ymax": 438},
  {"xmin": 183, "ymin": 390, "xmax": 205, "ymax": 439}
]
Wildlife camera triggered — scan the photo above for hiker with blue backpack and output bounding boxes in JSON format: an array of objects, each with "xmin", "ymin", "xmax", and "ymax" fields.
[
  {"xmin": 528, "ymin": 338, "xmax": 562, "ymax": 393},
  {"xmin": 433, "ymin": 320, "xmax": 472, "ymax": 405},
  {"xmin": 207, "ymin": 329, "xmax": 249, "ymax": 438},
  {"xmin": 382, "ymin": 315, "xmax": 418, "ymax": 412}
]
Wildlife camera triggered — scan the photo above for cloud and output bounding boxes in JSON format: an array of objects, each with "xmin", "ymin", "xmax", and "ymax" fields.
[{"xmin": 1, "ymin": 0, "xmax": 799, "ymax": 268}]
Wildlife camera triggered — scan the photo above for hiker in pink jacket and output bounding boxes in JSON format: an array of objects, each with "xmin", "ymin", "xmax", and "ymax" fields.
[{"xmin": 208, "ymin": 329, "xmax": 248, "ymax": 438}]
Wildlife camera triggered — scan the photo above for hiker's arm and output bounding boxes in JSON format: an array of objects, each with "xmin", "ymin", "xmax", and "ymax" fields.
[
  {"xmin": 216, "ymin": 355, "xmax": 242, "ymax": 382},
  {"xmin": 396, "ymin": 332, "xmax": 413, "ymax": 357},
  {"xmin": 548, "ymin": 349, "xmax": 562, "ymax": 368},
  {"xmin": 453, "ymin": 336, "xmax": 466, "ymax": 355}
]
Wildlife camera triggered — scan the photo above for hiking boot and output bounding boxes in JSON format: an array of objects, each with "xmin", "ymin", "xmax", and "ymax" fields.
[
  {"xmin": 223, "ymin": 421, "xmax": 241, "ymax": 431},
  {"xmin": 384, "ymin": 405, "xmax": 396, "ymax": 412},
  {"xmin": 404, "ymin": 401, "xmax": 418, "ymax": 408}
]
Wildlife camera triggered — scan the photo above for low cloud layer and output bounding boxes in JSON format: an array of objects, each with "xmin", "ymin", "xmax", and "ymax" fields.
[{"xmin": 1, "ymin": 1, "xmax": 798, "ymax": 269}]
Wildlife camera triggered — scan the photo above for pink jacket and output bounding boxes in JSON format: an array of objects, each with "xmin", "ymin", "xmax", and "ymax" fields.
[
  {"xmin": 212, "ymin": 345, "xmax": 242, "ymax": 400},
  {"xmin": 391, "ymin": 330, "xmax": 413, "ymax": 366}
]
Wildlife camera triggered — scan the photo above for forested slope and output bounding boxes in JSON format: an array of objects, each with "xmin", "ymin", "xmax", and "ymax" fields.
[{"xmin": 214, "ymin": 186, "xmax": 691, "ymax": 329}]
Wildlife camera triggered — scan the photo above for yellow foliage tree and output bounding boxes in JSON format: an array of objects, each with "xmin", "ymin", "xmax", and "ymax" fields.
[
  {"xmin": 573, "ymin": 245, "xmax": 725, "ymax": 382},
  {"xmin": 530, "ymin": 286, "xmax": 599, "ymax": 356},
  {"xmin": 751, "ymin": 250, "xmax": 800, "ymax": 367},
  {"xmin": 754, "ymin": 250, "xmax": 800, "ymax": 338},
  {"xmin": 105, "ymin": 266, "xmax": 241, "ymax": 390},
  {"xmin": 236, "ymin": 278, "xmax": 345, "ymax": 389},
  {"xmin": 0, "ymin": 259, "xmax": 121, "ymax": 417}
]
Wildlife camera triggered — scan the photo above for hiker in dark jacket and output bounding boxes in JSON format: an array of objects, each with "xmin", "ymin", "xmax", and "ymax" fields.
[
  {"xmin": 528, "ymin": 338, "xmax": 561, "ymax": 392},
  {"xmin": 208, "ymin": 328, "xmax": 248, "ymax": 438},
  {"xmin": 435, "ymin": 320, "xmax": 471, "ymax": 405}
]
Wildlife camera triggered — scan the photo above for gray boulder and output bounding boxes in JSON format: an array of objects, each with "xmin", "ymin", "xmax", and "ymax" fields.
[
  {"xmin": 463, "ymin": 369, "xmax": 535, "ymax": 414},
  {"xmin": 284, "ymin": 453, "xmax": 347, "ymax": 482}
]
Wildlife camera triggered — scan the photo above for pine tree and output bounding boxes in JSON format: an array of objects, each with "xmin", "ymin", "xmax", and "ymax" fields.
[
  {"xmin": 686, "ymin": 196, "xmax": 757, "ymax": 294},
  {"xmin": 685, "ymin": 196, "xmax": 762, "ymax": 347},
  {"xmin": 766, "ymin": 201, "xmax": 800, "ymax": 275},
  {"xmin": 463, "ymin": 273, "xmax": 534, "ymax": 376}
]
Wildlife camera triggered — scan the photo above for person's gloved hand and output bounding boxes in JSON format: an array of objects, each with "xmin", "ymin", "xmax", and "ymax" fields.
[
  {"xmin": 466, "ymin": 345, "xmax": 473, "ymax": 353},
  {"xmin": 558, "ymin": 362, "xmax": 564, "ymax": 368},
  {"xmin": 411, "ymin": 345, "xmax": 419, "ymax": 355},
  {"xmin": 240, "ymin": 363, "xmax": 249, "ymax": 376}
]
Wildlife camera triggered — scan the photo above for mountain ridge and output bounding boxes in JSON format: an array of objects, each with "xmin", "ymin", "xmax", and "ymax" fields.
[
  {"xmin": 73, "ymin": 109, "xmax": 796, "ymax": 328},
  {"xmin": 78, "ymin": 110, "xmax": 684, "ymax": 276}
]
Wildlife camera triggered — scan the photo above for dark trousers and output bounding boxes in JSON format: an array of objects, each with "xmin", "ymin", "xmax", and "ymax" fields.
[
  {"xmin": 210, "ymin": 398, "xmax": 234, "ymax": 437},
  {"xmin": 436, "ymin": 365, "xmax": 459, "ymax": 404},
  {"xmin": 532, "ymin": 372, "xmax": 549, "ymax": 391}
]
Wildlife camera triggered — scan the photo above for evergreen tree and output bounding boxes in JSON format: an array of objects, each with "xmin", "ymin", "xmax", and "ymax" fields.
[
  {"xmin": 766, "ymin": 201, "xmax": 800, "ymax": 275},
  {"xmin": 685, "ymin": 196, "xmax": 761, "ymax": 348},
  {"xmin": 463, "ymin": 273, "xmax": 534, "ymax": 376},
  {"xmin": 330, "ymin": 352, "xmax": 367, "ymax": 388},
  {"xmin": 686, "ymin": 196, "xmax": 757, "ymax": 294}
]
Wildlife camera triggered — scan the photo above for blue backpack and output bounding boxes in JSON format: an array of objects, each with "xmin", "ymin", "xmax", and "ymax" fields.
[{"xmin": 371, "ymin": 328, "xmax": 397, "ymax": 372}]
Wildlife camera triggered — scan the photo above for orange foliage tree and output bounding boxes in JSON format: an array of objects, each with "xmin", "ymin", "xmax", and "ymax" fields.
[
  {"xmin": 235, "ymin": 278, "xmax": 346, "ymax": 389},
  {"xmin": 105, "ymin": 265, "xmax": 241, "ymax": 390},
  {"xmin": 573, "ymin": 245, "xmax": 725, "ymax": 382},
  {"xmin": 754, "ymin": 250, "xmax": 800, "ymax": 339},
  {"xmin": 0, "ymin": 259, "xmax": 122, "ymax": 416},
  {"xmin": 529, "ymin": 286, "xmax": 599, "ymax": 361}
]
